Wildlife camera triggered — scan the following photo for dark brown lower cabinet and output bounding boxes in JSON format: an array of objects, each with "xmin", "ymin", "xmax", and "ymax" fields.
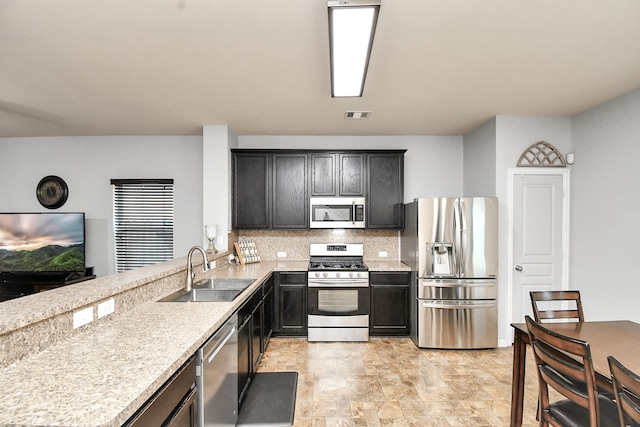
[
  {"xmin": 261, "ymin": 275, "xmax": 274, "ymax": 352},
  {"xmin": 125, "ymin": 356, "xmax": 197, "ymax": 427},
  {"xmin": 369, "ymin": 272, "xmax": 410, "ymax": 336},
  {"xmin": 251, "ymin": 301, "xmax": 262, "ymax": 372},
  {"xmin": 273, "ymin": 272, "xmax": 307, "ymax": 336},
  {"xmin": 237, "ymin": 311, "xmax": 251, "ymax": 404},
  {"xmin": 167, "ymin": 388, "xmax": 197, "ymax": 427},
  {"xmin": 238, "ymin": 288, "xmax": 263, "ymax": 404}
]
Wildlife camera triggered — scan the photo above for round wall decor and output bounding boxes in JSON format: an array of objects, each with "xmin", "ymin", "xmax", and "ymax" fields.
[{"xmin": 36, "ymin": 175, "xmax": 69, "ymax": 209}]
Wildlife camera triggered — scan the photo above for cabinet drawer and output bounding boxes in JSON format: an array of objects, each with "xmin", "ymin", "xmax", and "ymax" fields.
[
  {"xmin": 276, "ymin": 272, "xmax": 307, "ymax": 285},
  {"xmin": 370, "ymin": 272, "xmax": 410, "ymax": 285}
]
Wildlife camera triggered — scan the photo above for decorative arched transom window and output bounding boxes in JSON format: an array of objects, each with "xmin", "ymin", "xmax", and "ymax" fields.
[{"xmin": 517, "ymin": 141, "xmax": 566, "ymax": 167}]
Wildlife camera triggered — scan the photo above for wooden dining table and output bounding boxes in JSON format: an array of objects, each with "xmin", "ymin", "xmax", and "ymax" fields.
[{"xmin": 510, "ymin": 320, "xmax": 640, "ymax": 426}]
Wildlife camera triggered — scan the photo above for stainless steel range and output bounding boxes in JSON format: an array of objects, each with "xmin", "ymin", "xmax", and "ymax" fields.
[{"xmin": 307, "ymin": 243, "xmax": 370, "ymax": 342}]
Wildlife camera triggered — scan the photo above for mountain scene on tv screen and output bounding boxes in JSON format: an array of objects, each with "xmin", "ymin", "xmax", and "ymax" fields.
[{"xmin": 0, "ymin": 244, "xmax": 84, "ymax": 272}]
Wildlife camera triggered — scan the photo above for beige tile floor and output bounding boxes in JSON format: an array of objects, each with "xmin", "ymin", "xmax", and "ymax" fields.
[{"xmin": 256, "ymin": 337, "xmax": 540, "ymax": 427}]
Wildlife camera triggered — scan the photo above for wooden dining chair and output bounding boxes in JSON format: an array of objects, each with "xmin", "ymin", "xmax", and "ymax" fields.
[
  {"xmin": 525, "ymin": 316, "xmax": 619, "ymax": 426},
  {"xmin": 530, "ymin": 290, "xmax": 585, "ymax": 323},
  {"xmin": 608, "ymin": 356, "xmax": 640, "ymax": 427}
]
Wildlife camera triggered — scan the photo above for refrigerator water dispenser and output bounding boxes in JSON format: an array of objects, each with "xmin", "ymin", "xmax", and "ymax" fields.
[{"xmin": 427, "ymin": 243, "xmax": 454, "ymax": 276}]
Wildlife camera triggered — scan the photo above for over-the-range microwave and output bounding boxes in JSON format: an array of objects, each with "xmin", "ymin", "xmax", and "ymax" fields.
[{"xmin": 309, "ymin": 197, "xmax": 365, "ymax": 229}]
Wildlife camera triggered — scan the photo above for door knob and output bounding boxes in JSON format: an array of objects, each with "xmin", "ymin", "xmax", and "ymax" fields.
[{"xmin": 515, "ymin": 265, "xmax": 523, "ymax": 272}]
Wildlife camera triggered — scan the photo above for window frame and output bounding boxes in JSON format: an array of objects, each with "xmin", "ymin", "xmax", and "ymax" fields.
[{"xmin": 111, "ymin": 179, "xmax": 174, "ymax": 273}]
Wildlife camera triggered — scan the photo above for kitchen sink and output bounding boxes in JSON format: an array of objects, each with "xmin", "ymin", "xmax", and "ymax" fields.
[
  {"xmin": 195, "ymin": 278, "xmax": 255, "ymax": 291},
  {"xmin": 159, "ymin": 278, "xmax": 255, "ymax": 303}
]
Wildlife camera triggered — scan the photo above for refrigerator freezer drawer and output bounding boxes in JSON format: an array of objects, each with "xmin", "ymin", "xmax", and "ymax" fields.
[
  {"xmin": 416, "ymin": 299, "xmax": 497, "ymax": 349},
  {"xmin": 418, "ymin": 279, "xmax": 497, "ymax": 300}
]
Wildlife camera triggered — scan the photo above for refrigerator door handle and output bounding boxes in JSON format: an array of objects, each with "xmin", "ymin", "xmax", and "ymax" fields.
[
  {"xmin": 420, "ymin": 301, "xmax": 496, "ymax": 309},
  {"xmin": 419, "ymin": 280, "xmax": 496, "ymax": 287},
  {"xmin": 454, "ymin": 198, "xmax": 462, "ymax": 277}
]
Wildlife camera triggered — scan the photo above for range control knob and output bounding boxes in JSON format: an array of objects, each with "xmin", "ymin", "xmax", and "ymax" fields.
[
  {"xmin": 315, "ymin": 272, "xmax": 320, "ymax": 278},
  {"xmin": 349, "ymin": 272, "xmax": 354, "ymax": 278},
  {"xmin": 323, "ymin": 272, "xmax": 328, "ymax": 278},
  {"xmin": 336, "ymin": 272, "xmax": 341, "ymax": 278}
]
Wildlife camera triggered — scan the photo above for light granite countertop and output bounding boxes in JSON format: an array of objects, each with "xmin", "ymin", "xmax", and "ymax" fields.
[
  {"xmin": 0, "ymin": 260, "xmax": 307, "ymax": 427},
  {"xmin": 0, "ymin": 259, "xmax": 407, "ymax": 426},
  {"xmin": 365, "ymin": 261, "xmax": 411, "ymax": 272}
]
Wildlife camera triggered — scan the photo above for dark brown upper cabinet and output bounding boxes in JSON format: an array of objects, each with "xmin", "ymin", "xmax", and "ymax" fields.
[
  {"xmin": 232, "ymin": 149, "xmax": 405, "ymax": 230},
  {"xmin": 338, "ymin": 153, "xmax": 365, "ymax": 196},
  {"xmin": 310, "ymin": 152, "xmax": 364, "ymax": 197},
  {"xmin": 232, "ymin": 152, "xmax": 270, "ymax": 229},
  {"xmin": 272, "ymin": 153, "xmax": 308, "ymax": 229},
  {"xmin": 310, "ymin": 153, "xmax": 336, "ymax": 196},
  {"xmin": 367, "ymin": 152, "xmax": 404, "ymax": 229}
]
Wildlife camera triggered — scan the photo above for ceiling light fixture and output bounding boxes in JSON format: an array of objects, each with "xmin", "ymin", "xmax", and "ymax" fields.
[{"xmin": 328, "ymin": 0, "xmax": 380, "ymax": 97}]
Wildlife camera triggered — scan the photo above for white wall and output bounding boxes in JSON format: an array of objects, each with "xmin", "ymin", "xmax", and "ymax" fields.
[
  {"xmin": 5, "ymin": 93, "xmax": 638, "ymax": 332},
  {"xmin": 571, "ymin": 88, "xmax": 640, "ymax": 322},
  {"xmin": 0, "ymin": 136, "xmax": 203, "ymax": 276},
  {"xmin": 203, "ymin": 126, "xmax": 238, "ymax": 252},
  {"xmin": 494, "ymin": 116, "xmax": 573, "ymax": 344},
  {"xmin": 238, "ymin": 135, "xmax": 464, "ymax": 201},
  {"xmin": 463, "ymin": 117, "xmax": 496, "ymax": 197},
  {"xmin": 0, "ymin": 133, "xmax": 462, "ymax": 277}
]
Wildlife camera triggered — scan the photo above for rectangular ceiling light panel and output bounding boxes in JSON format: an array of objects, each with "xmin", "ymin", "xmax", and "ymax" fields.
[{"xmin": 329, "ymin": 1, "xmax": 380, "ymax": 97}]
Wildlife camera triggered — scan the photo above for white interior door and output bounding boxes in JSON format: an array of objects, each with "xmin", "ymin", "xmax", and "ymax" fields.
[{"xmin": 511, "ymin": 172, "xmax": 567, "ymax": 323}]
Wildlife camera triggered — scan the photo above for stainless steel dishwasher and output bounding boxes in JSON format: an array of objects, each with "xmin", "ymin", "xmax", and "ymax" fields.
[{"xmin": 197, "ymin": 314, "xmax": 238, "ymax": 427}]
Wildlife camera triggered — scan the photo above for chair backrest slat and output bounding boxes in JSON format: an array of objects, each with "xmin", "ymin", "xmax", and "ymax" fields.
[
  {"xmin": 526, "ymin": 315, "xmax": 600, "ymax": 425},
  {"xmin": 608, "ymin": 356, "xmax": 640, "ymax": 427},
  {"xmin": 530, "ymin": 290, "xmax": 585, "ymax": 322}
]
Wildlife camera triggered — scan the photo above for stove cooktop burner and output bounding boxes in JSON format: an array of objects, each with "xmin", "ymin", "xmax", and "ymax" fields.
[
  {"xmin": 308, "ymin": 260, "xmax": 368, "ymax": 271},
  {"xmin": 308, "ymin": 243, "xmax": 367, "ymax": 272}
]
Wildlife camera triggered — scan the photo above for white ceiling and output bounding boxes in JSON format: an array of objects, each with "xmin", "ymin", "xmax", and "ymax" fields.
[{"xmin": 2, "ymin": 0, "xmax": 640, "ymax": 138}]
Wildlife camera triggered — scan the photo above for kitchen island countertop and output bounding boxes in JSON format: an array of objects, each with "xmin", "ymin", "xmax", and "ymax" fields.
[
  {"xmin": 0, "ymin": 259, "xmax": 408, "ymax": 426},
  {"xmin": 0, "ymin": 260, "xmax": 307, "ymax": 427}
]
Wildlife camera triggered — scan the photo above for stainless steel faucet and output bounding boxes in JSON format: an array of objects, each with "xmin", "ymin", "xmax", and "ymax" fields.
[{"xmin": 186, "ymin": 246, "xmax": 209, "ymax": 291}]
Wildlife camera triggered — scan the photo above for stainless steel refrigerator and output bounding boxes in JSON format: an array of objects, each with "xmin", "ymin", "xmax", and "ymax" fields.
[{"xmin": 401, "ymin": 197, "xmax": 498, "ymax": 349}]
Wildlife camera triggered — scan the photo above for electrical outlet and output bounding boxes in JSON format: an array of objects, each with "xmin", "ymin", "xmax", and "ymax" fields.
[
  {"xmin": 97, "ymin": 298, "xmax": 115, "ymax": 319},
  {"xmin": 73, "ymin": 307, "xmax": 94, "ymax": 329},
  {"xmin": 210, "ymin": 260, "xmax": 217, "ymax": 269},
  {"xmin": 379, "ymin": 251, "xmax": 388, "ymax": 258},
  {"xmin": 277, "ymin": 252, "xmax": 286, "ymax": 258}
]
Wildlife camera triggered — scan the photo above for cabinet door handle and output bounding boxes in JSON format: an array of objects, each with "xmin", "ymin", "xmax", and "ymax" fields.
[{"xmin": 514, "ymin": 265, "xmax": 523, "ymax": 272}]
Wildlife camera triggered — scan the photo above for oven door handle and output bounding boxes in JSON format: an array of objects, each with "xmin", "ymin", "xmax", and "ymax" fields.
[
  {"xmin": 420, "ymin": 300, "xmax": 496, "ymax": 309},
  {"xmin": 308, "ymin": 280, "xmax": 369, "ymax": 288}
]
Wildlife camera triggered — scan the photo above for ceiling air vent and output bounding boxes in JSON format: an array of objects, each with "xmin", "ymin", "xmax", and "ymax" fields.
[{"xmin": 345, "ymin": 111, "xmax": 371, "ymax": 120}]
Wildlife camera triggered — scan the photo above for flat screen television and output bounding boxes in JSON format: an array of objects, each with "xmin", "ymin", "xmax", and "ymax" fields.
[{"xmin": 0, "ymin": 212, "xmax": 85, "ymax": 275}]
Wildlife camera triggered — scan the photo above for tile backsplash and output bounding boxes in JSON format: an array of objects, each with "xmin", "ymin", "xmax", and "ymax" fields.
[{"xmin": 235, "ymin": 229, "xmax": 400, "ymax": 261}]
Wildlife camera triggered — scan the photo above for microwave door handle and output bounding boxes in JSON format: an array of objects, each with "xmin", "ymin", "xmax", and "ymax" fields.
[{"xmin": 352, "ymin": 201, "xmax": 355, "ymax": 225}]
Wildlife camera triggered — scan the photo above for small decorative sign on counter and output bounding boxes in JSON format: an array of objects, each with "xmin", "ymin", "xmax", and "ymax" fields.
[{"xmin": 234, "ymin": 240, "xmax": 261, "ymax": 265}]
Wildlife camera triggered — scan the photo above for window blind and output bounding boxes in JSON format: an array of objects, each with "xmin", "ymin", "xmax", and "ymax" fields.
[{"xmin": 111, "ymin": 179, "xmax": 174, "ymax": 273}]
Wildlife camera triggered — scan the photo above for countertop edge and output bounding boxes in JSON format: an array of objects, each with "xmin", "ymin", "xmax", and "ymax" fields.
[
  {"xmin": 0, "ymin": 259, "xmax": 407, "ymax": 426},
  {"xmin": 0, "ymin": 261, "xmax": 308, "ymax": 426}
]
